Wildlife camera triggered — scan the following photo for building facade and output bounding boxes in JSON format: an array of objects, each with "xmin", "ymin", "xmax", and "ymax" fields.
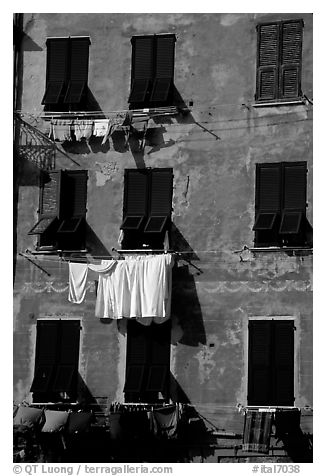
[{"xmin": 13, "ymin": 13, "xmax": 313, "ymax": 463}]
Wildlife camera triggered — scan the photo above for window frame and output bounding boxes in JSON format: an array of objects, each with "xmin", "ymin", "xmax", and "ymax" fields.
[
  {"xmin": 255, "ymin": 19, "xmax": 304, "ymax": 104},
  {"xmin": 42, "ymin": 36, "xmax": 91, "ymax": 111},
  {"xmin": 31, "ymin": 319, "xmax": 81, "ymax": 403},
  {"xmin": 253, "ymin": 161, "xmax": 309, "ymax": 248},
  {"xmin": 28, "ymin": 169, "xmax": 88, "ymax": 252},
  {"xmin": 129, "ymin": 34, "xmax": 176, "ymax": 108},
  {"xmin": 247, "ymin": 317, "xmax": 296, "ymax": 407}
]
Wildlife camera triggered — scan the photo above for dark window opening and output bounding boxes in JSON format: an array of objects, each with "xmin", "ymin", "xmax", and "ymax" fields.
[
  {"xmin": 129, "ymin": 34, "xmax": 176, "ymax": 108},
  {"xmin": 124, "ymin": 320, "xmax": 171, "ymax": 403},
  {"xmin": 253, "ymin": 161, "xmax": 311, "ymax": 247},
  {"xmin": 28, "ymin": 169, "xmax": 88, "ymax": 252},
  {"xmin": 42, "ymin": 37, "xmax": 90, "ymax": 111},
  {"xmin": 248, "ymin": 320, "xmax": 294, "ymax": 406},
  {"xmin": 121, "ymin": 168, "xmax": 173, "ymax": 250},
  {"xmin": 31, "ymin": 320, "xmax": 80, "ymax": 403},
  {"xmin": 255, "ymin": 19, "xmax": 303, "ymax": 103}
]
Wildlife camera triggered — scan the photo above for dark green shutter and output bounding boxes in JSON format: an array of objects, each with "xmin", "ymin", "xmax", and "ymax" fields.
[
  {"xmin": 132, "ymin": 36, "xmax": 154, "ymax": 79},
  {"xmin": 124, "ymin": 321, "xmax": 149, "ymax": 393},
  {"xmin": 122, "ymin": 170, "xmax": 148, "ymax": 230},
  {"xmin": 283, "ymin": 162, "xmax": 306, "ymax": 210},
  {"xmin": 65, "ymin": 170, "xmax": 88, "ymax": 217},
  {"xmin": 273, "ymin": 321, "xmax": 294, "ymax": 405},
  {"xmin": 53, "ymin": 320, "xmax": 80, "ymax": 392},
  {"xmin": 150, "ymin": 169, "xmax": 173, "ymax": 215},
  {"xmin": 279, "ymin": 21, "xmax": 303, "ymax": 99},
  {"xmin": 248, "ymin": 321, "xmax": 272, "ymax": 405},
  {"xmin": 256, "ymin": 24, "xmax": 279, "ymax": 100},
  {"xmin": 64, "ymin": 37, "xmax": 90, "ymax": 103},
  {"xmin": 256, "ymin": 163, "xmax": 282, "ymax": 211},
  {"xmin": 30, "ymin": 321, "xmax": 59, "ymax": 392},
  {"xmin": 42, "ymin": 39, "xmax": 69, "ymax": 104},
  {"xmin": 146, "ymin": 322, "xmax": 170, "ymax": 392},
  {"xmin": 155, "ymin": 35, "xmax": 175, "ymax": 78}
]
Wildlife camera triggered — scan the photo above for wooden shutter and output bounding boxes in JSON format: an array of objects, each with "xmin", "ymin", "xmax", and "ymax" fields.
[
  {"xmin": 144, "ymin": 169, "xmax": 173, "ymax": 233},
  {"xmin": 42, "ymin": 38, "xmax": 69, "ymax": 104},
  {"xmin": 248, "ymin": 321, "xmax": 272, "ymax": 405},
  {"xmin": 280, "ymin": 162, "xmax": 306, "ymax": 234},
  {"xmin": 273, "ymin": 320, "xmax": 294, "ymax": 405},
  {"xmin": 124, "ymin": 321, "xmax": 149, "ymax": 393},
  {"xmin": 30, "ymin": 321, "xmax": 59, "ymax": 392},
  {"xmin": 279, "ymin": 20, "xmax": 303, "ymax": 99},
  {"xmin": 64, "ymin": 37, "xmax": 90, "ymax": 103},
  {"xmin": 129, "ymin": 36, "xmax": 154, "ymax": 103},
  {"xmin": 28, "ymin": 171, "xmax": 62, "ymax": 235},
  {"xmin": 64, "ymin": 170, "xmax": 88, "ymax": 217},
  {"xmin": 155, "ymin": 35, "xmax": 175, "ymax": 78},
  {"xmin": 53, "ymin": 320, "xmax": 80, "ymax": 392},
  {"xmin": 256, "ymin": 24, "xmax": 279, "ymax": 101},
  {"xmin": 254, "ymin": 163, "xmax": 281, "ymax": 231},
  {"xmin": 146, "ymin": 322, "xmax": 170, "ymax": 392},
  {"xmin": 122, "ymin": 169, "xmax": 148, "ymax": 230}
]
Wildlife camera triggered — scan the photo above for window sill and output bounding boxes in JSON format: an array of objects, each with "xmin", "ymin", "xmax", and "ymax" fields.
[
  {"xmin": 250, "ymin": 246, "xmax": 312, "ymax": 253},
  {"xmin": 252, "ymin": 99, "xmax": 306, "ymax": 108}
]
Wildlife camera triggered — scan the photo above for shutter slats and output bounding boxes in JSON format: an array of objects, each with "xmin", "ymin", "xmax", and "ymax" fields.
[
  {"xmin": 59, "ymin": 321, "xmax": 80, "ymax": 365},
  {"xmin": 155, "ymin": 36, "xmax": 175, "ymax": 78},
  {"xmin": 124, "ymin": 170, "xmax": 148, "ymax": 216},
  {"xmin": 133, "ymin": 37, "xmax": 154, "ymax": 80},
  {"xmin": 47, "ymin": 39, "xmax": 69, "ymax": 82},
  {"xmin": 150, "ymin": 169, "xmax": 173, "ymax": 215},
  {"xmin": 256, "ymin": 164, "xmax": 281, "ymax": 211},
  {"xmin": 248, "ymin": 321, "xmax": 272, "ymax": 405},
  {"xmin": 258, "ymin": 24, "xmax": 279, "ymax": 67},
  {"xmin": 35, "ymin": 321, "xmax": 59, "ymax": 364},
  {"xmin": 65, "ymin": 171, "xmax": 88, "ymax": 217},
  {"xmin": 283, "ymin": 163, "xmax": 306, "ymax": 210},
  {"xmin": 274, "ymin": 321, "xmax": 294, "ymax": 405},
  {"xmin": 40, "ymin": 171, "xmax": 61, "ymax": 217},
  {"xmin": 258, "ymin": 68, "xmax": 278, "ymax": 100},
  {"xmin": 281, "ymin": 21, "xmax": 303, "ymax": 64},
  {"xmin": 70, "ymin": 38, "xmax": 90, "ymax": 81}
]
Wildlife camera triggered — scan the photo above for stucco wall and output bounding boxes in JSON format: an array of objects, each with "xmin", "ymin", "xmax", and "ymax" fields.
[{"xmin": 14, "ymin": 13, "xmax": 313, "ymax": 433}]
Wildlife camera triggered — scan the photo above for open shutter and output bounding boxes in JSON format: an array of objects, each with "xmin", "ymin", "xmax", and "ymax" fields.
[
  {"xmin": 150, "ymin": 35, "xmax": 175, "ymax": 102},
  {"xmin": 248, "ymin": 321, "xmax": 272, "ymax": 405},
  {"xmin": 253, "ymin": 163, "xmax": 281, "ymax": 230},
  {"xmin": 129, "ymin": 36, "xmax": 154, "ymax": 103},
  {"xmin": 256, "ymin": 24, "xmax": 279, "ymax": 101},
  {"xmin": 30, "ymin": 321, "xmax": 59, "ymax": 392},
  {"xmin": 279, "ymin": 20, "xmax": 303, "ymax": 99},
  {"xmin": 28, "ymin": 171, "xmax": 62, "ymax": 235},
  {"xmin": 64, "ymin": 37, "xmax": 90, "ymax": 103},
  {"xmin": 42, "ymin": 39, "xmax": 69, "ymax": 104},
  {"xmin": 273, "ymin": 321, "xmax": 294, "ymax": 405},
  {"xmin": 121, "ymin": 169, "xmax": 148, "ymax": 230},
  {"xmin": 144, "ymin": 168, "xmax": 173, "ymax": 233},
  {"xmin": 280, "ymin": 162, "xmax": 306, "ymax": 234},
  {"xmin": 53, "ymin": 320, "xmax": 80, "ymax": 393}
]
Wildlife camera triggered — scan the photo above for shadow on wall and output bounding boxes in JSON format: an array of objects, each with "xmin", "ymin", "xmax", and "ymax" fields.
[
  {"xmin": 274, "ymin": 411, "xmax": 313, "ymax": 463},
  {"xmin": 85, "ymin": 223, "xmax": 112, "ymax": 258},
  {"xmin": 171, "ymin": 263, "xmax": 206, "ymax": 347}
]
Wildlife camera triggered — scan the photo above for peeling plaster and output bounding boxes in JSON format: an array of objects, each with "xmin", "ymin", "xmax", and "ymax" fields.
[
  {"xmin": 220, "ymin": 14, "xmax": 244, "ymax": 26},
  {"xmin": 194, "ymin": 337, "xmax": 220, "ymax": 383}
]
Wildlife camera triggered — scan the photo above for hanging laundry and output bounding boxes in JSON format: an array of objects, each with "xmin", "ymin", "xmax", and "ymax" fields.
[
  {"xmin": 93, "ymin": 119, "xmax": 110, "ymax": 138},
  {"xmin": 242, "ymin": 410, "xmax": 273, "ymax": 453},
  {"xmin": 74, "ymin": 120, "xmax": 93, "ymax": 141},
  {"xmin": 49, "ymin": 119, "xmax": 73, "ymax": 142},
  {"xmin": 149, "ymin": 404, "xmax": 179, "ymax": 439},
  {"xmin": 101, "ymin": 112, "xmax": 130, "ymax": 145}
]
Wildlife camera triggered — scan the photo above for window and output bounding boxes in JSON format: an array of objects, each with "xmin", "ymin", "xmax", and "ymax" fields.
[
  {"xmin": 42, "ymin": 36, "xmax": 90, "ymax": 110},
  {"xmin": 253, "ymin": 161, "xmax": 311, "ymax": 247},
  {"xmin": 248, "ymin": 319, "xmax": 294, "ymax": 406},
  {"xmin": 121, "ymin": 168, "xmax": 173, "ymax": 249},
  {"xmin": 31, "ymin": 320, "xmax": 80, "ymax": 403},
  {"xmin": 256, "ymin": 19, "xmax": 303, "ymax": 102},
  {"xmin": 124, "ymin": 320, "xmax": 171, "ymax": 403},
  {"xmin": 129, "ymin": 34, "xmax": 176, "ymax": 108},
  {"xmin": 28, "ymin": 170, "xmax": 88, "ymax": 252}
]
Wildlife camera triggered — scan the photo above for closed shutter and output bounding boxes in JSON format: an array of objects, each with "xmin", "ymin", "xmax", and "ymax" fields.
[
  {"xmin": 150, "ymin": 35, "xmax": 175, "ymax": 102},
  {"xmin": 129, "ymin": 36, "xmax": 154, "ymax": 103},
  {"xmin": 144, "ymin": 168, "xmax": 173, "ymax": 233},
  {"xmin": 256, "ymin": 24, "xmax": 279, "ymax": 101},
  {"xmin": 64, "ymin": 38, "xmax": 90, "ymax": 103},
  {"xmin": 279, "ymin": 21, "xmax": 303, "ymax": 99},
  {"xmin": 57, "ymin": 170, "xmax": 87, "ymax": 239},
  {"xmin": 122, "ymin": 169, "xmax": 148, "ymax": 230},
  {"xmin": 65, "ymin": 170, "xmax": 88, "ymax": 217},
  {"xmin": 280, "ymin": 162, "xmax": 306, "ymax": 234},
  {"xmin": 30, "ymin": 321, "xmax": 59, "ymax": 392},
  {"xmin": 273, "ymin": 320, "xmax": 294, "ymax": 405},
  {"xmin": 248, "ymin": 321, "xmax": 272, "ymax": 405},
  {"xmin": 253, "ymin": 163, "xmax": 281, "ymax": 230},
  {"xmin": 28, "ymin": 171, "xmax": 62, "ymax": 235},
  {"xmin": 53, "ymin": 321, "xmax": 80, "ymax": 392},
  {"xmin": 42, "ymin": 39, "xmax": 69, "ymax": 104},
  {"xmin": 147, "ymin": 322, "xmax": 170, "ymax": 392},
  {"xmin": 124, "ymin": 321, "xmax": 149, "ymax": 393}
]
